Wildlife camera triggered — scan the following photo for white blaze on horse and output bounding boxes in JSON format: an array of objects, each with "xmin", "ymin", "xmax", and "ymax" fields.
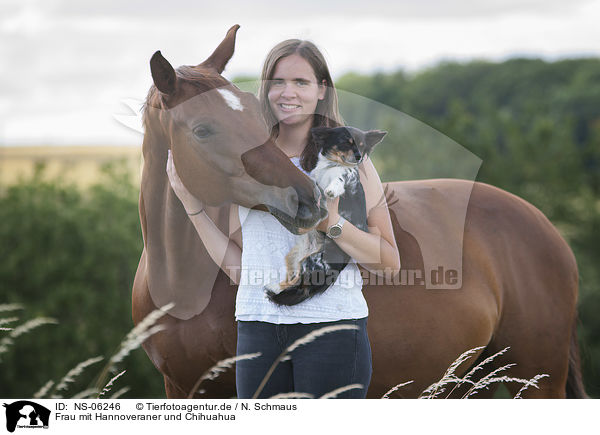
[{"xmin": 132, "ymin": 25, "xmax": 587, "ymax": 398}]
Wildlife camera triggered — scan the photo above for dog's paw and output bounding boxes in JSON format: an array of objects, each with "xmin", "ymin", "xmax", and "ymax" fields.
[{"xmin": 325, "ymin": 180, "xmax": 345, "ymax": 198}]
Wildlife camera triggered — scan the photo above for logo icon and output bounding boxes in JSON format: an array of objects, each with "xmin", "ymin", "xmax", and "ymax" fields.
[{"xmin": 3, "ymin": 401, "xmax": 50, "ymax": 433}]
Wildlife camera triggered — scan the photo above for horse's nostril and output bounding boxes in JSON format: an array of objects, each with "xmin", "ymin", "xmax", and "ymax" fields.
[{"xmin": 285, "ymin": 192, "xmax": 299, "ymax": 216}]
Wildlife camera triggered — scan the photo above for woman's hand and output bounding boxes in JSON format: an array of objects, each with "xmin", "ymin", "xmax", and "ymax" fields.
[
  {"xmin": 166, "ymin": 150, "xmax": 204, "ymax": 215},
  {"xmin": 316, "ymin": 196, "xmax": 340, "ymax": 232}
]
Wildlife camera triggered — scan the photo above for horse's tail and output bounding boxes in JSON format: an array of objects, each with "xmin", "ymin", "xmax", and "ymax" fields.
[{"xmin": 566, "ymin": 312, "xmax": 589, "ymax": 398}]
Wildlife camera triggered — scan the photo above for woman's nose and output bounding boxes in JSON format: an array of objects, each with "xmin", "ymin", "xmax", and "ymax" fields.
[{"xmin": 281, "ymin": 83, "xmax": 296, "ymax": 98}]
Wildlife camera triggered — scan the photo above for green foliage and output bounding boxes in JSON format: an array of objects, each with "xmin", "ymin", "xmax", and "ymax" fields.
[{"xmin": 0, "ymin": 161, "xmax": 164, "ymax": 398}]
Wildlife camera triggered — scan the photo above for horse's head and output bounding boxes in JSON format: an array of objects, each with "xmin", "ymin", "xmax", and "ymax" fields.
[{"xmin": 143, "ymin": 25, "xmax": 324, "ymax": 232}]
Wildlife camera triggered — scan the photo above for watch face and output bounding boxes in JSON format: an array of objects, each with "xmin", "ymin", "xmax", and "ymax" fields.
[{"xmin": 329, "ymin": 226, "xmax": 342, "ymax": 237}]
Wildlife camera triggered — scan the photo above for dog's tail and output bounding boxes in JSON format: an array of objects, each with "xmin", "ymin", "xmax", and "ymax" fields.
[
  {"xmin": 266, "ymin": 284, "xmax": 315, "ymax": 306},
  {"xmin": 266, "ymin": 264, "xmax": 346, "ymax": 306}
]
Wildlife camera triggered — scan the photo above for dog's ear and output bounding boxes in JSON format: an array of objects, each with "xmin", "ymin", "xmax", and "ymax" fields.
[
  {"xmin": 364, "ymin": 130, "xmax": 387, "ymax": 154},
  {"xmin": 310, "ymin": 126, "xmax": 331, "ymax": 146}
]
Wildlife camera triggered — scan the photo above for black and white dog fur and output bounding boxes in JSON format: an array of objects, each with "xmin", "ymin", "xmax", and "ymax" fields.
[{"xmin": 265, "ymin": 126, "xmax": 387, "ymax": 306}]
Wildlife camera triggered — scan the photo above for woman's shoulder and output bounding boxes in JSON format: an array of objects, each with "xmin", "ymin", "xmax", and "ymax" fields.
[
  {"xmin": 358, "ymin": 155, "xmax": 378, "ymax": 181},
  {"xmin": 358, "ymin": 156, "xmax": 387, "ymax": 214},
  {"xmin": 358, "ymin": 156, "xmax": 377, "ymax": 178}
]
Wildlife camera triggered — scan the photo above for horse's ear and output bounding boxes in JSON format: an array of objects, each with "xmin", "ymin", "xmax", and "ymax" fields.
[
  {"xmin": 150, "ymin": 51, "xmax": 177, "ymax": 95},
  {"xmin": 200, "ymin": 24, "xmax": 240, "ymax": 74}
]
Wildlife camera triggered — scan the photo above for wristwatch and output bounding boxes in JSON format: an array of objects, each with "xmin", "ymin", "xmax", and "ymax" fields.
[{"xmin": 326, "ymin": 216, "xmax": 346, "ymax": 239}]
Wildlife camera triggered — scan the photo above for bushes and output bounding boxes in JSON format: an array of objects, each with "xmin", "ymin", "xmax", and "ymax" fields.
[{"xmin": 0, "ymin": 161, "xmax": 164, "ymax": 398}]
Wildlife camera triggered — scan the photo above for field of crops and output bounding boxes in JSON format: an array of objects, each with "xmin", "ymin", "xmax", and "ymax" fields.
[{"xmin": 0, "ymin": 146, "xmax": 142, "ymax": 188}]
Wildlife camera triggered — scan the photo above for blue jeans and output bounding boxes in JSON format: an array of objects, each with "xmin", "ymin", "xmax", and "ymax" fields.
[{"xmin": 235, "ymin": 317, "xmax": 372, "ymax": 399}]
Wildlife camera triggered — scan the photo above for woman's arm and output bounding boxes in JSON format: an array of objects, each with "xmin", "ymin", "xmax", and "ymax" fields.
[
  {"xmin": 186, "ymin": 210, "xmax": 242, "ymax": 285},
  {"xmin": 316, "ymin": 157, "xmax": 400, "ymax": 277},
  {"xmin": 166, "ymin": 151, "xmax": 242, "ymax": 284}
]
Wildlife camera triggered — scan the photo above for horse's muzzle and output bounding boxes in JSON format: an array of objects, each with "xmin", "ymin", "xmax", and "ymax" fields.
[
  {"xmin": 296, "ymin": 183, "xmax": 323, "ymax": 221},
  {"xmin": 266, "ymin": 184, "xmax": 326, "ymax": 234}
]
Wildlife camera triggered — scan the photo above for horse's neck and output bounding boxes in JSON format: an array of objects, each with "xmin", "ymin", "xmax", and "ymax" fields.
[{"xmin": 140, "ymin": 130, "xmax": 230, "ymax": 319}]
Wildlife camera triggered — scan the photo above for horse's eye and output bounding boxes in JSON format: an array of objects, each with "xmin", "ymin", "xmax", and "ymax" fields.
[{"xmin": 193, "ymin": 125, "xmax": 213, "ymax": 139}]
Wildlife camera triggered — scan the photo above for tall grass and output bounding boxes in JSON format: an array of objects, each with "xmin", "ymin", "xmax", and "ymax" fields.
[
  {"xmin": 0, "ymin": 302, "xmax": 173, "ymax": 399},
  {"xmin": 0, "ymin": 304, "xmax": 57, "ymax": 361},
  {"xmin": 2, "ymin": 302, "xmax": 550, "ymax": 399},
  {"xmin": 383, "ymin": 346, "xmax": 549, "ymax": 399}
]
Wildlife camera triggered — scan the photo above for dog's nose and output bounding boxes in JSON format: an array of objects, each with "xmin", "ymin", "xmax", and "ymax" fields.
[{"xmin": 354, "ymin": 151, "xmax": 362, "ymax": 163}]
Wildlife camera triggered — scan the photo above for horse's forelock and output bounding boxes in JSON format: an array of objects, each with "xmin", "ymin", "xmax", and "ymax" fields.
[{"xmin": 176, "ymin": 65, "xmax": 229, "ymax": 90}]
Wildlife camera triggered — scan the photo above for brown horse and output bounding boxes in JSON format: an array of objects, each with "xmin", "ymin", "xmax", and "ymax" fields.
[{"xmin": 132, "ymin": 25, "xmax": 587, "ymax": 398}]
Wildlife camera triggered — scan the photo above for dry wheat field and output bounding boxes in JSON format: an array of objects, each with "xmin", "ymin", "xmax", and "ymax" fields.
[{"xmin": 0, "ymin": 145, "xmax": 142, "ymax": 188}]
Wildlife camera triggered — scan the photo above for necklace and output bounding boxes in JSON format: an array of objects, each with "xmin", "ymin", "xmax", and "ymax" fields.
[{"xmin": 274, "ymin": 140, "xmax": 303, "ymax": 159}]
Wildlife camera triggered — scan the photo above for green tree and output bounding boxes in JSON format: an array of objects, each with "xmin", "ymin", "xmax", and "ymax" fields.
[{"xmin": 0, "ymin": 162, "xmax": 164, "ymax": 398}]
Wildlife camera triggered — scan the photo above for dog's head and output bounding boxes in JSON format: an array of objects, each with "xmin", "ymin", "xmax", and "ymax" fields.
[{"xmin": 310, "ymin": 126, "xmax": 387, "ymax": 166}]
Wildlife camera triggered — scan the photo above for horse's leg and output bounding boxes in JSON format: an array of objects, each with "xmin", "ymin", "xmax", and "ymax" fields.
[
  {"xmin": 470, "ymin": 384, "xmax": 500, "ymax": 398},
  {"xmin": 164, "ymin": 376, "xmax": 188, "ymax": 398},
  {"xmin": 565, "ymin": 315, "xmax": 588, "ymax": 398},
  {"xmin": 484, "ymin": 317, "xmax": 571, "ymax": 398},
  {"xmin": 499, "ymin": 312, "xmax": 588, "ymax": 398},
  {"xmin": 443, "ymin": 347, "xmax": 502, "ymax": 399},
  {"xmin": 164, "ymin": 364, "xmax": 235, "ymax": 399},
  {"xmin": 462, "ymin": 185, "xmax": 578, "ymax": 398}
]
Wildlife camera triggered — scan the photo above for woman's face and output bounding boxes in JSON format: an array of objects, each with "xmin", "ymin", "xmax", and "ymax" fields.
[{"xmin": 267, "ymin": 54, "xmax": 326, "ymax": 127}]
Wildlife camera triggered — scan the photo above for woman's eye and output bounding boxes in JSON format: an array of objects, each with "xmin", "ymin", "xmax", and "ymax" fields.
[
  {"xmin": 193, "ymin": 125, "xmax": 213, "ymax": 139},
  {"xmin": 271, "ymin": 79, "xmax": 285, "ymax": 87},
  {"xmin": 296, "ymin": 80, "xmax": 309, "ymax": 86}
]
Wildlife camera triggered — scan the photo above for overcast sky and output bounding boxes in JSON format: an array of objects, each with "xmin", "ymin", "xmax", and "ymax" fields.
[{"xmin": 2, "ymin": 0, "xmax": 599, "ymax": 146}]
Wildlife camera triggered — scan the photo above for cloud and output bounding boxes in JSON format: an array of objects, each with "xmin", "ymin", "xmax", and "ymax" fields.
[
  {"xmin": 1, "ymin": 0, "xmax": 599, "ymax": 145},
  {"xmin": 22, "ymin": 0, "xmax": 596, "ymax": 20}
]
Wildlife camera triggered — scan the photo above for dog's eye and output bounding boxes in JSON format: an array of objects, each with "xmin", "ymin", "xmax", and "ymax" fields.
[{"xmin": 193, "ymin": 125, "xmax": 213, "ymax": 139}]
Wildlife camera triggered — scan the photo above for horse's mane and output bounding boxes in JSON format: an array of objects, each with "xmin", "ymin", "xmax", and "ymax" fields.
[{"xmin": 143, "ymin": 65, "xmax": 230, "ymax": 127}]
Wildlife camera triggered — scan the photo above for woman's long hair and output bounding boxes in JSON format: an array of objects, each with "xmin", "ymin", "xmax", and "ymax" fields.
[{"xmin": 258, "ymin": 39, "xmax": 344, "ymax": 172}]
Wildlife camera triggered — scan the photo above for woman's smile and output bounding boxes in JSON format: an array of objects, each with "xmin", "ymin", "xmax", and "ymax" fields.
[{"xmin": 278, "ymin": 103, "xmax": 302, "ymax": 112}]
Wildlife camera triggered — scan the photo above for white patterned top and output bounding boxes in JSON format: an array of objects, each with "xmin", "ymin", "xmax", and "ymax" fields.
[{"xmin": 235, "ymin": 157, "xmax": 368, "ymax": 323}]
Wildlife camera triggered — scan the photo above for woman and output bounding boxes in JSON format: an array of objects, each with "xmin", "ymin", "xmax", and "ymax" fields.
[{"xmin": 167, "ymin": 39, "xmax": 400, "ymax": 398}]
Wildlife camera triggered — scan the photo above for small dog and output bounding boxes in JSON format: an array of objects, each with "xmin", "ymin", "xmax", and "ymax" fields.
[{"xmin": 265, "ymin": 126, "xmax": 387, "ymax": 306}]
